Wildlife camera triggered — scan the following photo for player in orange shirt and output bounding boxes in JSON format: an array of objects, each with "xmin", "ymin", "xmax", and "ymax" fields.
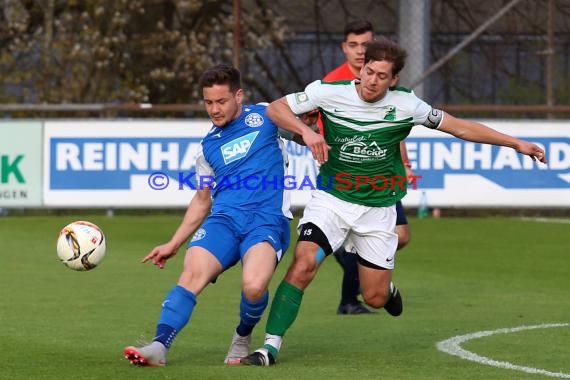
[{"xmin": 322, "ymin": 20, "xmax": 413, "ymax": 315}]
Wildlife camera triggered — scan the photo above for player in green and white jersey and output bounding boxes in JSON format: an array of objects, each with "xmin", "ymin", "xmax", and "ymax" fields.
[
  {"xmin": 304, "ymin": 80, "xmax": 427, "ymax": 207},
  {"xmin": 242, "ymin": 37, "xmax": 547, "ymax": 366}
]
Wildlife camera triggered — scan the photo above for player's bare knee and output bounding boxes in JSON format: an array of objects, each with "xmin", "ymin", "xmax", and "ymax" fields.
[
  {"xmin": 362, "ymin": 288, "xmax": 390, "ymax": 308},
  {"xmin": 291, "ymin": 256, "xmax": 318, "ymax": 277},
  {"xmin": 242, "ymin": 283, "xmax": 267, "ymax": 301},
  {"xmin": 178, "ymin": 270, "xmax": 194, "ymax": 287},
  {"xmin": 357, "ymin": 256, "xmax": 392, "ymax": 308},
  {"xmin": 177, "ymin": 269, "xmax": 212, "ymax": 293},
  {"xmin": 285, "ymin": 256, "xmax": 318, "ymax": 288}
]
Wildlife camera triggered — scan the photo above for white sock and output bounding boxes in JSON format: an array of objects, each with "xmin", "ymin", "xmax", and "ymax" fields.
[{"xmin": 264, "ymin": 334, "xmax": 283, "ymax": 351}]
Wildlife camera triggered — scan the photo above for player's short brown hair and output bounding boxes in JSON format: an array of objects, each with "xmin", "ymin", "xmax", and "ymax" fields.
[
  {"xmin": 199, "ymin": 64, "xmax": 242, "ymax": 93},
  {"xmin": 364, "ymin": 37, "xmax": 408, "ymax": 76}
]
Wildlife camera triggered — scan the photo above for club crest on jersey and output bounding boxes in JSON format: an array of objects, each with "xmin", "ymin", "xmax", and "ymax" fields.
[
  {"xmin": 383, "ymin": 105, "xmax": 396, "ymax": 121},
  {"xmin": 245, "ymin": 112, "xmax": 264, "ymax": 128},
  {"xmin": 191, "ymin": 228, "xmax": 206, "ymax": 242},
  {"xmin": 221, "ymin": 131, "xmax": 259, "ymax": 164}
]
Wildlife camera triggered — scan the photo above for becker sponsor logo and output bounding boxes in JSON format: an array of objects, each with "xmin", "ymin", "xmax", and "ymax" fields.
[{"xmin": 337, "ymin": 136, "xmax": 387, "ymax": 162}]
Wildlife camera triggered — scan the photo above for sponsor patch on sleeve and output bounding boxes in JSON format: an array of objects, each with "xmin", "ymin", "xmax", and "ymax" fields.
[{"xmin": 294, "ymin": 92, "xmax": 309, "ymax": 104}]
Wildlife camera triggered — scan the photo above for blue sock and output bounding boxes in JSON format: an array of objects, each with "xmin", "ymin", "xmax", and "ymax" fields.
[
  {"xmin": 236, "ymin": 290, "xmax": 269, "ymax": 337},
  {"xmin": 154, "ymin": 285, "xmax": 197, "ymax": 348}
]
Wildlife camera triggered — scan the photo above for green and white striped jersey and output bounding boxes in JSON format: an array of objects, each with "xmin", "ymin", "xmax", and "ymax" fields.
[{"xmin": 286, "ymin": 79, "xmax": 440, "ymax": 207}]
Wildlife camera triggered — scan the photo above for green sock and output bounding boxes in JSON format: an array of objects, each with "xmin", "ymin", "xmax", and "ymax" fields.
[
  {"xmin": 262, "ymin": 281, "xmax": 304, "ymax": 359},
  {"xmin": 266, "ymin": 280, "xmax": 304, "ymax": 337}
]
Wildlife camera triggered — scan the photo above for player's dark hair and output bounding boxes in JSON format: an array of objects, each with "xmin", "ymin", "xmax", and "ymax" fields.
[
  {"xmin": 199, "ymin": 64, "xmax": 242, "ymax": 93},
  {"xmin": 344, "ymin": 19, "xmax": 373, "ymax": 40},
  {"xmin": 364, "ymin": 37, "xmax": 407, "ymax": 76}
]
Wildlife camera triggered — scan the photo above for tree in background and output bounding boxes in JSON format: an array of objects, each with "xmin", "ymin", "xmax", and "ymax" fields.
[
  {"xmin": 0, "ymin": 0, "xmax": 290, "ymax": 104},
  {"xmin": 1, "ymin": 0, "xmax": 569, "ymax": 111}
]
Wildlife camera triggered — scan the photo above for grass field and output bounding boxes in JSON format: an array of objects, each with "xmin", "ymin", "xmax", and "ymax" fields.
[{"xmin": 1, "ymin": 214, "xmax": 569, "ymax": 380}]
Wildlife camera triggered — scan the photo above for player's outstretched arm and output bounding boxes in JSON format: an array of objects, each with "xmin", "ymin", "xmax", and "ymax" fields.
[
  {"xmin": 268, "ymin": 98, "xmax": 330, "ymax": 163},
  {"xmin": 279, "ymin": 110, "xmax": 320, "ymax": 146},
  {"xmin": 438, "ymin": 112, "xmax": 547, "ymax": 163},
  {"xmin": 142, "ymin": 188, "xmax": 212, "ymax": 269}
]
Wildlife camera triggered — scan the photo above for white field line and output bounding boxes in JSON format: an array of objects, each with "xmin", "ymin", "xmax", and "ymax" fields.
[
  {"xmin": 518, "ymin": 217, "xmax": 570, "ymax": 224},
  {"xmin": 436, "ymin": 323, "xmax": 570, "ymax": 378}
]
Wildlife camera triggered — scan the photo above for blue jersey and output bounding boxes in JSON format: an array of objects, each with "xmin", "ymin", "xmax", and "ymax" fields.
[{"xmin": 196, "ymin": 104, "xmax": 291, "ymax": 218}]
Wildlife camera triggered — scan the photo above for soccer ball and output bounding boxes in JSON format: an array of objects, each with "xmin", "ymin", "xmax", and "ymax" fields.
[{"xmin": 56, "ymin": 221, "xmax": 106, "ymax": 271}]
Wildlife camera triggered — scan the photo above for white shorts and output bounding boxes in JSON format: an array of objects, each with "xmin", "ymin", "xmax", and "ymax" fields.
[{"xmin": 298, "ymin": 190, "xmax": 398, "ymax": 269}]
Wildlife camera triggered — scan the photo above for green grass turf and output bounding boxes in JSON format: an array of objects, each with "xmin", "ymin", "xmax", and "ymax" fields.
[{"xmin": 1, "ymin": 214, "xmax": 569, "ymax": 379}]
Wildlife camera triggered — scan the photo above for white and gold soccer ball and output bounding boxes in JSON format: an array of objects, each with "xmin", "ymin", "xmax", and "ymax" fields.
[{"xmin": 56, "ymin": 221, "xmax": 106, "ymax": 271}]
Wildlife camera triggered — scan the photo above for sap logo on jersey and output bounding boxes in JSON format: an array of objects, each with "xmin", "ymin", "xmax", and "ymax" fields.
[{"xmin": 221, "ymin": 132, "xmax": 259, "ymax": 164}]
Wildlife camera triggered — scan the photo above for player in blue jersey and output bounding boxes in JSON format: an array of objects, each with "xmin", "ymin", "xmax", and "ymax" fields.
[{"xmin": 123, "ymin": 64, "xmax": 325, "ymax": 367}]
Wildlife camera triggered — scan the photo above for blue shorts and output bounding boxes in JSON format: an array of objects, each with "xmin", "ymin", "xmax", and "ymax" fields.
[
  {"xmin": 395, "ymin": 200, "xmax": 408, "ymax": 226},
  {"xmin": 188, "ymin": 210, "xmax": 290, "ymax": 271}
]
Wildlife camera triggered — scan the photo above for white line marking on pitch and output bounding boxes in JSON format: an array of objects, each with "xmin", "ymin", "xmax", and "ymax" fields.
[
  {"xmin": 518, "ymin": 217, "xmax": 570, "ymax": 225},
  {"xmin": 436, "ymin": 323, "xmax": 570, "ymax": 378}
]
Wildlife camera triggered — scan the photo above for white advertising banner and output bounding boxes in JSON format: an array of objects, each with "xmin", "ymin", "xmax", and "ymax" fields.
[
  {"xmin": 44, "ymin": 120, "xmax": 570, "ymax": 208},
  {"xmin": 404, "ymin": 121, "xmax": 570, "ymax": 207},
  {"xmin": 44, "ymin": 120, "xmax": 211, "ymax": 207},
  {"xmin": 0, "ymin": 121, "xmax": 43, "ymax": 207}
]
